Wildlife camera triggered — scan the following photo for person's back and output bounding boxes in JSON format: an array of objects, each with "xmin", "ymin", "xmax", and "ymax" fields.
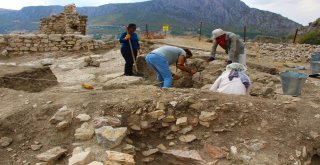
[
  {"xmin": 210, "ymin": 71, "xmax": 247, "ymax": 95},
  {"xmin": 151, "ymin": 46, "xmax": 186, "ymax": 65},
  {"xmin": 210, "ymin": 63, "xmax": 251, "ymax": 95}
]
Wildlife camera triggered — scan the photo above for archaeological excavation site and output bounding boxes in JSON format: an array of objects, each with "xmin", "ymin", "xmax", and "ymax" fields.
[{"xmin": 1, "ymin": 2, "xmax": 320, "ymax": 165}]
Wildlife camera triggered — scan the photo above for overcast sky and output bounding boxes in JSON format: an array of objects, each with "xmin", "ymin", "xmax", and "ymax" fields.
[{"xmin": 0, "ymin": 0, "xmax": 319, "ymax": 25}]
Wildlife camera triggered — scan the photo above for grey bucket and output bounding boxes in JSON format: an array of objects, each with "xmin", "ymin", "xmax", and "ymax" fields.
[
  {"xmin": 280, "ymin": 71, "xmax": 308, "ymax": 96},
  {"xmin": 311, "ymin": 52, "xmax": 320, "ymax": 74}
]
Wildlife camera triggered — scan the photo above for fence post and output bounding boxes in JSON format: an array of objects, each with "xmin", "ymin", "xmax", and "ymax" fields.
[
  {"xmin": 243, "ymin": 25, "xmax": 247, "ymax": 42},
  {"xmin": 146, "ymin": 24, "xmax": 149, "ymax": 38},
  {"xmin": 293, "ymin": 28, "xmax": 299, "ymax": 44},
  {"xmin": 199, "ymin": 22, "xmax": 203, "ymax": 41}
]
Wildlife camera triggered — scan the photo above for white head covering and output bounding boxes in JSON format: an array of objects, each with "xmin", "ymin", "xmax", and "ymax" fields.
[
  {"xmin": 226, "ymin": 63, "xmax": 247, "ymax": 72},
  {"xmin": 212, "ymin": 29, "xmax": 225, "ymax": 39}
]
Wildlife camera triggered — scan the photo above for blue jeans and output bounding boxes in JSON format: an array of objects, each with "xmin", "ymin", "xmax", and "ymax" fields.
[{"xmin": 145, "ymin": 53, "xmax": 173, "ymax": 88}]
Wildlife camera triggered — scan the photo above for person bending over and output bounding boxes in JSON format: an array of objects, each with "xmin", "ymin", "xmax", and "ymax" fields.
[
  {"xmin": 145, "ymin": 46, "xmax": 197, "ymax": 88},
  {"xmin": 210, "ymin": 63, "xmax": 251, "ymax": 95}
]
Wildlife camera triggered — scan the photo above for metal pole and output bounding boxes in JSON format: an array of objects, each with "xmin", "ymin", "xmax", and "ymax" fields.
[
  {"xmin": 146, "ymin": 24, "xmax": 149, "ymax": 38},
  {"xmin": 293, "ymin": 28, "xmax": 299, "ymax": 44},
  {"xmin": 199, "ymin": 22, "xmax": 203, "ymax": 41},
  {"xmin": 243, "ymin": 25, "xmax": 247, "ymax": 42}
]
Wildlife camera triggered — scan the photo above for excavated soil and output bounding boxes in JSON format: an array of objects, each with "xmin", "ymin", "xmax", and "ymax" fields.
[
  {"xmin": 0, "ymin": 65, "xmax": 58, "ymax": 92},
  {"xmin": 0, "ymin": 39, "xmax": 320, "ymax": 165}
]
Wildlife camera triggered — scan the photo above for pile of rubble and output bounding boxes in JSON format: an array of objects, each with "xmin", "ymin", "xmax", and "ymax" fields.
[{"xmin": 249, "ymin": 42, "xmax": 320, "ymax": 63}]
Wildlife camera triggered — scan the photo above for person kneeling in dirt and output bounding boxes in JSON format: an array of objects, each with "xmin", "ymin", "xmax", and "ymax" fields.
[
  {"xmin": 119, "ymin": 23, "xmax": 140, "ymax": 76},
  {"xmin": 145, "ymin": 46, "xmax": 197, "ymax": 88},
  {"xmin": 208, "ymin": 29, "xmax": 246, "ymax": 65},
  {"xmin": 209, "ymin": 63, "xmax": 251, "ymax": 95}
]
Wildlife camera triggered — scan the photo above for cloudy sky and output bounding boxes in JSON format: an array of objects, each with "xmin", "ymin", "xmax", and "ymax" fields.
[{"xmin": 0, "ymin": 0, "xmax": 319, "ymax": 25}]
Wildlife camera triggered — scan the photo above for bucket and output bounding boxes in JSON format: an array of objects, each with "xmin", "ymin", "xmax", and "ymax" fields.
[
  {"xmin": 311, "ymin": 52, "xmax": 320, "ymax": 74},
  {"xmin": 280, "ymin": 71, "xmax": 308, "ymax": 96}
]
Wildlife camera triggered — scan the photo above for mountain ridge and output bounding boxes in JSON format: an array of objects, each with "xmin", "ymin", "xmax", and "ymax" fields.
[{"xmin": 0, "ymin": 0, "xmax": 301, "ymax": 37}]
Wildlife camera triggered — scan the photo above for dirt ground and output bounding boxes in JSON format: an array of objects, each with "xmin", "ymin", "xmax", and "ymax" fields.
[{"xmin": 1, "ymin": 37, "xmax": 320, "ymax": 165}]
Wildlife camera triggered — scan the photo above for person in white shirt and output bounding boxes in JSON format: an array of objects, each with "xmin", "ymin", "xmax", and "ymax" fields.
[{"xmin": 209, "ymin": 63, "xmax": 251, "ymax": 95}]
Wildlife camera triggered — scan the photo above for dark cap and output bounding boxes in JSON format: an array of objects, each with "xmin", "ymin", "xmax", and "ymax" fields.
[
  {"xmin": 184, "ymin": 49, "xmax": 193, "ymax": 57},
  {"xmin": 128, "ymin": 23, "xmax": 137, "ymax": 29}
]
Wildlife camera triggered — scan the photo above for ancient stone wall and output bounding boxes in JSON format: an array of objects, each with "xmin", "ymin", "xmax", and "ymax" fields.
[
  {"xmin": 39, "ymin": 4, "xmax": 87, "ymax": 35},
  {"xmin": 0, "ymin": 34, "xmax": 109, "ymax": 56}
]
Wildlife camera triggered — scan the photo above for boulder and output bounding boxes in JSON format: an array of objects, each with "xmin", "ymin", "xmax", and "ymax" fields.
[
  {"xmin": 95, "ymin": 126, "xmax": 127, "ymax": 148},
  {"xmin": 162, "ymin": 115, "xmax": 176, "ymax": 123},
  {"xmin": 74, "ymin": 122, "xmax": 95, "ymax": 141},
  {"xmin": 0, "ymin": 137, "xmax": 13, "ymax": 147},
  {"xmin": 176, "ymin": 117, "xmax": 188, "ymax": 126},
  {"xmin": 36, "ymin": 146, "xmax": 67, "ymax": 162},
  {"xmin": 50, "ymin": 106, "xmax": 73, "ymax": 124},
  {"xmin": 199, "ymin": 111, "xmax": 217, "ymax": 122},
  {"xmin": 105, "ymin": 150, "xmax": 135, "ymax": 165},
  {"xmin": 1, "ymin": 49, "xmax": 8, "ymax": 56},
  {"xmin": 56, "ymin": 120, "xmax": 69, "ymax": 131},
  {"xmin": 76, "ymin": 113, "xmax": 91, "ymax": 122},
  {"xmin": 179, "ymin": 134, "xmax": 197, "ymax": 143},
  {"xmin": 162, "ymin": 150, "xmax": 206, "ymax": 165},
  {"xmin": 142, "ymin": 148, "xmax": 159, "ymax": 157},
  {"xmin": 31, "ymin": 144, "xmax": 43, "ymax": 151},
  {"xmin": 204, "ymin": 144, "xmax": 227, "ymax": 159},
  {"xmin": 93, "ymin": 116, "xmax": 122, "ymax": 128},
  {"xmin": 68, "ymin": 147, "xmax": 94, "ymax": 165},
  {"xmin": 147, "ymin": 110, "xmax": 165, "ymax": 119}
]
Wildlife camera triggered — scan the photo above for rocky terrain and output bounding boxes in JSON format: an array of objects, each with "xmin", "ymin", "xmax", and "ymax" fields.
[
  {"xmin": 0, "ymin": 37, "xmax": 320, "ymax": 165},
  {"xmin": 299, "ymin": 18, "xmax": 320, "ymax": 35},
  {"xmin": 0, "ymin": 4, "xmax": 320, "ymax": 165},
  {"xmin": 247, "ymin": 42, "xmax": 320, "ymax": 63}
]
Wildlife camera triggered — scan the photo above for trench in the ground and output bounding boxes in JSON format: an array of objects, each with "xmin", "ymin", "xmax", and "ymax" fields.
[
  {"xmin": 311, "ymin": 154, "xmax": 320, "ymax": 165},
  {"xmin": 160, "ymin": 56, "xmax": 282, "ymax": 99}
]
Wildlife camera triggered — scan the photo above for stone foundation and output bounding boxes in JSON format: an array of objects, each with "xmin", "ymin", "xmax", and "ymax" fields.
[{"xmin": 0, "ymin": 34, "xmax": 110, "ymax": 55}]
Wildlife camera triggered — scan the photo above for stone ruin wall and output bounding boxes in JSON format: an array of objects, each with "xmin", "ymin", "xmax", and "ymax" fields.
[
  {"xmin": 0, "ymin": 34, "xmax": 108, "ymax": 56},
  {"xmin": 39, "ymin": 4, "xmax": 87, "ymax": 35},
  {"xmin": 0, "ymin": 4, "xmax": 111, "ymax": 56}
]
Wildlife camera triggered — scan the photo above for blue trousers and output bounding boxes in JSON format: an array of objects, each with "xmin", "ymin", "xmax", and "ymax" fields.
[{"xmin": 145, "ymin": 53, "xmax": 173, "ymax": 88}]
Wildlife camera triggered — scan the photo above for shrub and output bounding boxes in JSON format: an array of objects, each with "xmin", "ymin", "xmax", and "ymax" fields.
[{"xmin": 299, "ymin": 30, "xmax": 320, "ymax": 45}]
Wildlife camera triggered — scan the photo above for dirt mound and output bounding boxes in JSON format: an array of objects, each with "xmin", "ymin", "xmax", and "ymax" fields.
[{"xmin": 0, "ymin": 65, "xmax": 58, "ymax": 92}]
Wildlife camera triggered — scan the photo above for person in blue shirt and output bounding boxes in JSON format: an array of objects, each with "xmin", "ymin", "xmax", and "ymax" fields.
[{"xmin": 119, "ymin": 23, "xmax": 140, "ymax": 76}]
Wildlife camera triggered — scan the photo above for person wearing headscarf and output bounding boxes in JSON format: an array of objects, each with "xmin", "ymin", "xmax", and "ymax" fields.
[{"xmin": 209, "ymin": 63, "xmax": 251, "ymax": 95}]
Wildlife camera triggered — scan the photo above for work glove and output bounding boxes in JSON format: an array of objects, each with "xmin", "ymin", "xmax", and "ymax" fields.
[
  {"xmin": 207, "ymin": 57, "xmax": 215, "ymax": 62},
  {"xmin": 124, "ymin": 34, "xmax": 131, "ymax": 40}
]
